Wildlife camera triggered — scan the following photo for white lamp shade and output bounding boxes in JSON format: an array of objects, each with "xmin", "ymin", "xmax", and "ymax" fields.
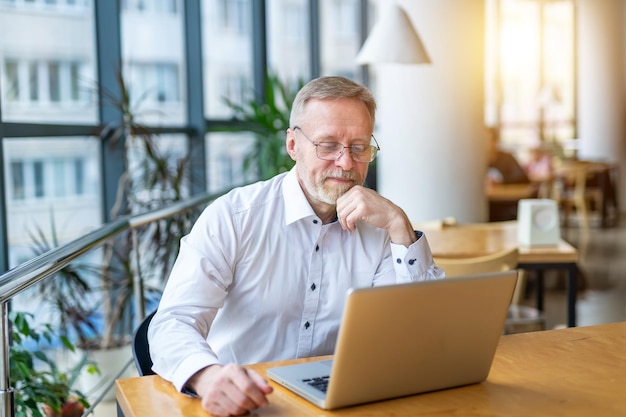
[{"xmin": 356, "ymin": 3, "xmax": 431, "ymax": 65}]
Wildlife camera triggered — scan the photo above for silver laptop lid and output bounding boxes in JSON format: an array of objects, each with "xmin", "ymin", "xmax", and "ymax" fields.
[
  {"xmin": 267, "ymin": 271, "xmax": 518, "ymax": 410},
  {"xmin": 325, "ymin": 271, "xmax": 517, "ymax": 408}
]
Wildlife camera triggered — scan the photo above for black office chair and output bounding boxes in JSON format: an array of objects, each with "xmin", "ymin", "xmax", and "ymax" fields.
[{"xmin": 132, "ymin": 310, "xmax": 157, "ymax": 376}]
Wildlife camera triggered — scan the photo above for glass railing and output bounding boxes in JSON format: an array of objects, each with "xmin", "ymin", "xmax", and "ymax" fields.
[{"xmin": 0, "ymin": 187, "xmax": 238, "ymax": 417}]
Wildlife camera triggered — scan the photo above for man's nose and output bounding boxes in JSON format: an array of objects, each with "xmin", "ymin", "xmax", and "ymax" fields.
[{"xmin": 334, "ymin": 148, "xmax": 354, "ymax": 170}]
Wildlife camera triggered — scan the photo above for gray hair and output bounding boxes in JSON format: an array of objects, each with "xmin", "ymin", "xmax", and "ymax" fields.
[{"xmin": 289, "ymin": 76, "xmax": 376, "ymax": 128}]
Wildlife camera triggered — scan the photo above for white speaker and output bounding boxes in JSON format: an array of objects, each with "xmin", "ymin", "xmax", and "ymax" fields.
[{"xmin": 517, "ymin": 199, "xmax": 560, "ymax": 246}]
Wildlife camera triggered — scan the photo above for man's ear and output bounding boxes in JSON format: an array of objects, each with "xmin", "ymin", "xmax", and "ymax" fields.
[{"xmin": 286, "ymin": 129, "xmax": 297, "ymax": 161}]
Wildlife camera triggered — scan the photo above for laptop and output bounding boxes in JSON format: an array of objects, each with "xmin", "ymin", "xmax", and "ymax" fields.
[{"xmin": 266, "ymin": 270, "xmax": 518, "ymax": 410}]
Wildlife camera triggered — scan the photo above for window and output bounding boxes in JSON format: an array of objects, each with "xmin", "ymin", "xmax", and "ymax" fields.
[
  {"xmin": 74, "ymin": 158, "xmax": 84, "ymax": 195},
  {"xmin": 8, "ymin": 155, "xmax": 94, "ymax": 201},
  {"xmin": 0, "ymin": 0, "xmax": 96, "ymax": 122},
  {"xmin": 216, "ymin": 0, "xmax": 248, "ymax": 35},
  {"xmin": 330, "ymin": 0, "xmax": 358, "ymax": 38},
  {"xmin": 127, "ymin": 62, "xmax": 180, "ymax": 105},
  {"xmin": 4, "ymin": 60, "xmax": 19, "ymax": 102},
  {"xmin": 154, "ymin": 0, "xmax": 178, "ymax": 14},
  {"xmin": 28, "ymin": 62, "xmax": 39, "ymax": 101},
  {"xmin": 202, "ymin": 0, "xmax": 253, "ymax": 119},
  {"xmin": 53, "ymin": 159, "xmax": 66, "ymax": 197},
  {"xmin": 122, "ymin": 0, "xmax": 179, "ymax": 14},
  {"xmin": 48, "ymin": 61, "xmax": 61, "ymax": 102},
  {"xmin": 219, "ymin": 73, "xmax": 247, "ymax": 112},
  {"xmin": 0, "ymin": 0, "xmax": 374, "ymax": 266},
  {"xmin": 10, "ymin": 161, "xmax": 25, "ymax": 200},
  {"xmin": 70, "ymin": 62, "xmax": 80, "ymax": 100},
  {"xmin": 33, "ymin": 160, "xmax": 44, "ymax": 198},
  {"xmin": 486, "ymin": 0, "xmax": 575, "ymax": 151},
  {"xmin": 121, "ymin": 0, "xmax": 186, "ymax": 125},
  {"xmin": 155, "ymin": 64, "xmax": 179, "ymax": 102},
  {"xmin": 319, "ymin": 0, "xmax": 361, "ymax": 79},
  {"xmin": 2, "ymin": 58, "xmax": 90, "ymax": 116},
  {"xmin": 0, "ymin": 0, "xmax": 89, "ymax": 10},
  {"xmin": 268, "ymin": 0, "xmax": 310, "ymax": 83},
  {"xmin": 283, "ymin": 4, "xmax": 306, "ymax": 42}
]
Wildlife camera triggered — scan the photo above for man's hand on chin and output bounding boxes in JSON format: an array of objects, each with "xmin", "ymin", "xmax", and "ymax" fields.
[{"xmin": 336, "ymin": 186, "xmax": 417, "ymax": 247}]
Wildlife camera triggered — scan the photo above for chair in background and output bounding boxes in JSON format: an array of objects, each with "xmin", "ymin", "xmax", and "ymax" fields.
[
  {"xmin": 434, "ymin": 247, "xmax": 521, "ymax": 301},
  {"xmin": 132, "ymin": 310, "xmax": 156, "ymax": 376},
  {"xmin": 434, "ymin": 247, "xmax": 543, "ymax": 333},
  {"xmin": 552, "ymin": 160, "xmax": 604, "ymax": 230},
  {"xmin": 434, "ymin": 247, "xmax": 518, "ymax": 275}
]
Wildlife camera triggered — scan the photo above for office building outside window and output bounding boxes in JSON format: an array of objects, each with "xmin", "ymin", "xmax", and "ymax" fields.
[
  {"xmin": 0, "ymin": 0, "xmax": 374, "ymax": 295},
  {"xmin": 0, "ymin": 0, "xmax": 101, "ymax": 283}
]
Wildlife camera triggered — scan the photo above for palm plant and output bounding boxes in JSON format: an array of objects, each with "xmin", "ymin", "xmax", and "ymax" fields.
[
  {"xmin": 209, "ymin": 72, "xmax": 304, "ymax": 180},
  {"xmin": 31, "ymin": 68, "xmax": 198, "ymax": 352},
  {"xmin": 94, "ymin": 68, "xmax": 199, "ymax": 349},
  {"xmin": 29, "ymin": 213, "xmax": 101, "ymax": 348}
]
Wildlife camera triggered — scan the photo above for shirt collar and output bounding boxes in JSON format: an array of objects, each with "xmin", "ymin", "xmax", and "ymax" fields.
[{"xmin": 282, "ymin": 168, "xmax": 317, "ymax": 225}]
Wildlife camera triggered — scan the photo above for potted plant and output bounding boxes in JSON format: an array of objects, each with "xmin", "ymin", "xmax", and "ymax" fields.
[
  {"xmin": 94, "ymin": 68, "xmax": 198, "ymax": 349},
  {"xmin": 208, "ymin": 71, "xmax": 304, "ymax": 180},
  {"xmin": 9, "ymin": 311, "xmax": 96, "ymax": 417},
  {"xmin": 26, "ymin": 68, "xmax": 199, "ymax": 402}
]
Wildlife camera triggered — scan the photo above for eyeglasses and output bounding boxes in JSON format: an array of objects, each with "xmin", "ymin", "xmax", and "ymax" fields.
[{"xmin": 292, "ymin": 126, "xmax": 380, "ymax": 163}]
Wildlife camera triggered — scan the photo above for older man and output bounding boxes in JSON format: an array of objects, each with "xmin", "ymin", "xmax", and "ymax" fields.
[{"xmin": 148, "ymin": 76, "xmax": 443, "ymax": 416}]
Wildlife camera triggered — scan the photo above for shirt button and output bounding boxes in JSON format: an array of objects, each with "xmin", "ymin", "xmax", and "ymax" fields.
[
  {"xmin": 311, "ymin": 283, "xmax": 316, "ymax": 291},
  {"xmin": 396, "ymin": 258, "xmax": 402, "ymax": 264},
  {"xmin": 315, "ymin": 244, "xmax": 319, "ymax": 252},
  {"xmin": 408, "ymin": 259, "xmax": 416, "ymax": 265},
  {"xmin": 313, "ymin": 219, "xmax": 318, "ymax": 224},
  {"xmin": 304, "ymin": 321, "xmax": 310, "ymax": 329}
]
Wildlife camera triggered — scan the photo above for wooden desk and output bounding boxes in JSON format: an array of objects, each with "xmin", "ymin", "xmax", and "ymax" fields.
[
  {"xmin": 116, "ymin": 322, "xmax": 626, "ymax": 417},
  {"xmin": 419, "ymin": 221, "xmax": 579, "ymax": 326}
]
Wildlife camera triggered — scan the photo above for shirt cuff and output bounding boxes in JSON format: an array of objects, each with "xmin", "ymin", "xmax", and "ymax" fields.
[
  {"xmin": 390, "ymin": 231, "xmax": 439, "ymax": 282},
  {"xmin": 171, "ymin": 352, "xmax": 221, "ymax": 393}
]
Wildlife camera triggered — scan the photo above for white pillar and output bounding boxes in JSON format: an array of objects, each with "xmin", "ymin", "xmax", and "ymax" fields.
[
  {"xmin": 374, "ymin": 0, "xmax": 487, "ymax": 223},
  {"xmin": 576, "ymin": 0, "xmax": 626, "ymax": 208}
]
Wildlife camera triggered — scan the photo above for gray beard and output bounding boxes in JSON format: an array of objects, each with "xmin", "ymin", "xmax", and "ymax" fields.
[{"xmin": 308, "ymin": 172, "xmax": 358, "ymax": 205}]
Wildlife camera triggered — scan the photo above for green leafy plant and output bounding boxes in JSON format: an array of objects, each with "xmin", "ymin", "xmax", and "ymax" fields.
[
  {"xmin": 94, "ymin": 68, "xmax": 198, "ymax": 349},
  {"xmin": 28, "ymin": 67, "xmax": 197, "ymax": 353},
  {"xmin": 29, "ymin": 212, "xmax": 100, "ymax": 349},
  {"xmin": 10, "ymin": 311, "xmax": 97, "ymax": 417},
  {"xmin": 209, "ymin": 72, "xmax": 304, "ymax": 180}
]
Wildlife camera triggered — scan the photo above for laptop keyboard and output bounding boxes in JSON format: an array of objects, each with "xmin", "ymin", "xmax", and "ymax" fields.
[{"xmin": 302, "ymin": 376, "xmax": 330, "ymax": 393}]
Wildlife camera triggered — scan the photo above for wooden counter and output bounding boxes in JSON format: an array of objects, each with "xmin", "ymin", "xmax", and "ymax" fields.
[{"xmin": 117, "ymin": 322, "xmax": 626, "ymax": 417}]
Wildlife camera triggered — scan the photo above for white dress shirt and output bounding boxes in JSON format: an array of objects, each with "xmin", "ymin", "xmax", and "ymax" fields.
[{"xmin": 148, "ymin": 169, "xmax": 444, "ymax": 391}]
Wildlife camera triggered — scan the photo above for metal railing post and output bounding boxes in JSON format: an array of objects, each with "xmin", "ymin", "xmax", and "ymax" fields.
[
  {"xmin": 0, "ymin": 302, "xmax": 14, "ymax": 417},
  {"xmin": 0, "ymin": 186, "xmax": 241, "ymax": 416},
  {"xmin": 131, "ymin": 228, "xmax": 145, "ymax": 329}
]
